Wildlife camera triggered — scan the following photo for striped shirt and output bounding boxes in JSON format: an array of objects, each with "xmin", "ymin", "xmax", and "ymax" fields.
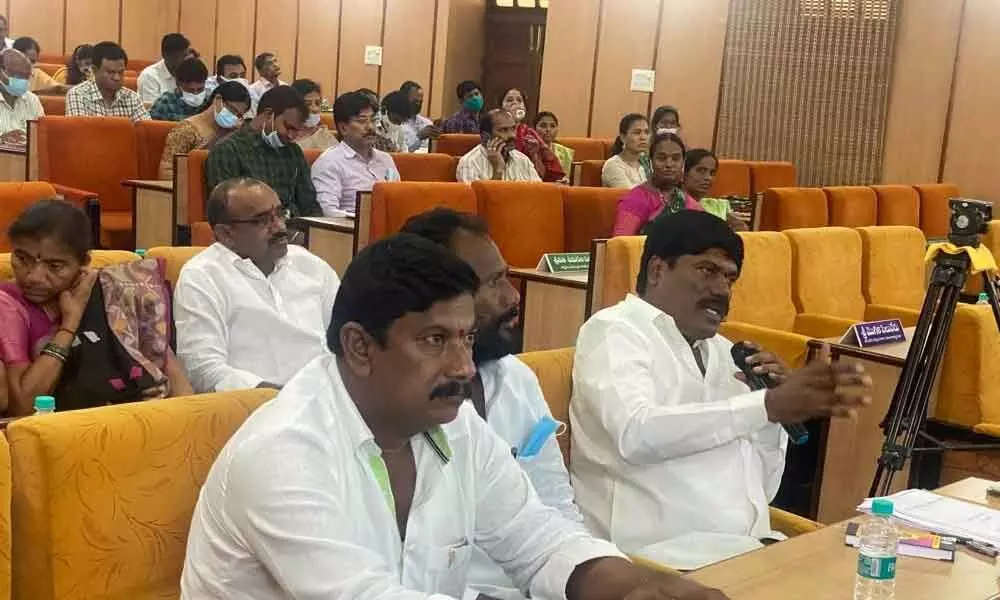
[
  {"xmin": 0, "ymin": 91, "xmax": 44, "ymax": 135},
  {"xmin": 65, "ymin": 80, "xmax": 150, "ymax": 122}
]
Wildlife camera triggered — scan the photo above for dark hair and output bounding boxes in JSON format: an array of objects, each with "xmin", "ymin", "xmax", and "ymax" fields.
[
  {"xmin": 12, "ymin": 36, "xmax": 39, "ymax": 55},
  {"xmin": 400, "ymin": 80, "xmax": 422, "ymax": 95},
  {"xmin": 161, "ymin": 33, "xmax": 190, "ymax": 58},
  {"xmin": 356, "ymin": 87, "xmax": 378, "ymax": 102},
  {"xmin": 479, "ymin": 108, "xmax": 511, "ymax": 135},
  {"xmin": 382, "ymin": 90, "xmax": 411, "ymax": 119},
  {"xmin": 333, "ymin": 91, "xmax": 377, "ymax": 127},
  {"xmin": 684, "ymin": 148, "xmax": 718, "ymax": 174},
  {"xmin": 66, "ymin": 44, "xmax": 94, "ymax": 85},
  {"xmin": 400, "ymin": 208, "xmax": 490, "ymax": 248},
  {"xmin": 291, "ymin": 78, "xmax": 321, "ymax": 98},
  {"xmin": 8, "ymin": 198, "xmax": 93, "ymax": 261},
  {"xmin": 328, "ymin": 233, "xmax": 480, "ymax": 355},
  {"xmin": 610, "ymin": 113, "xmax": 648, "ymax": 157},
  {"xmin": 92, "ymin": 41, "xmax": 128, "ymax": 68},
  {"xmin": 175, "ymin": 57, "xmax": 208, "ymax": 84},
  {"xmin": 206, "ymin": 178, "xmax": 271, "ymax": 226},
  {"xmin": 215, "ymin": 54, "xmax": 245, "ymax": 77},
  {"xmin": 254, "ymin": 52, "xmax": 275, "ymax": 72},
  {"xmin": 636, "ymin": 210, "xmax": 743, "ymax": 294},
  {"xmin": 533, "ymin": 111, "xmax": 558, "ymax": 128},
  {"xmin": 258, "ymin": 85, "xmax": 307, "ymax": 121},
  {"xmin": 649, "ymin": 131, "xmax": 687, "ymax": 158},
  {"xmin": 652, "ymin": 105, "xmax": 680, "ymax": 129},
  {"xmin": 456, "ymin": 80, "xmax": 480, "ymax": 100},
  {"xmin": 209, "ymin": 80, "xmax": 251, "ymax": 106}
]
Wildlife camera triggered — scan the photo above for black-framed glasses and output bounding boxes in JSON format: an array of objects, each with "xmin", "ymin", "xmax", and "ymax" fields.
[{"xmin": 226, "ymin": 206, "xmax": 291, "ymax": 227}]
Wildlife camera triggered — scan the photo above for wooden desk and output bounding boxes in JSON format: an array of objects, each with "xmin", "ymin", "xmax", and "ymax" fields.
[
  {"xmin": 124, "ymin": 179, "xmax": 175, "ymax": 250},
  {"xmin": 294, "ymin": 216, "xmax": 357, "ymax": 275},
  {"xmin": 689, "ymin": 478, "xmax": 999, "ymax": 599},
  {"xmin": 511, "ymin": 268, "xmax": 589, "ymax": 352},
  {"xmin": 0, "ymin": 146, "xmax": 26, "ymax": 182}
]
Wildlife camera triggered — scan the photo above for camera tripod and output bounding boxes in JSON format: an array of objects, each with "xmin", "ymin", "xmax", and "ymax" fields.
[{"xmin": 870, "ymin": 201, "xmax": 1000, "ymax": 498}]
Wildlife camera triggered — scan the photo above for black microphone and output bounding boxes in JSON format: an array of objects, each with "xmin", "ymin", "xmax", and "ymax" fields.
[{"xmin": 730, "ymin": 342, "xmax": 809, "ymax": 446}]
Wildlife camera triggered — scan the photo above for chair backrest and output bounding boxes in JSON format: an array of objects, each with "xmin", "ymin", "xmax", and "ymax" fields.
[
  {"xmin": 857, "ymin": 226, "xmax": 927, "ymax": 310},
  {"xmin": 824, "ymin": 186, "xmax": 877, "ymax": 227},
  {"xmin": 599, "ymin": 235, "xmax": 646, "ymax": 311},
  {"xmin": 559, "ymin": 137, "xmax": 605, "ymax": 162},
  {"xmin": 38, "ymin": 96, "xmax": 65, "ymax": 116},
  {"xmin": 434, "ymin": 134, "xmax": 479, "ymax": 157},
  {"xmin": 0, "ymin": 250, "xmax": 141, "ymax": 280},
  {"xmin": 0, "ymin": 434, "xmax": 10, "ymax": 600},
  {"xmin": 190, "ymin": 221, "xmax": 215, "ymax": 246},
  {"xmin": 561, "ymin": 186, "xmax": 622, "ymax": 253},
  {"xmin": 871, "ymin": 185, "xmax": 920, "ymax": 226},
  {"xmin": 914, "ymin": 183, "xmax": 959, "ymax": 239},
  {"xmin": 785, "ymin": 227, "xmax": 866, "ymax": 320},
  {"xmin": 517, "ymin": 348, "xmax": 575, "ymax": 465},
  {"xmin": 572, "ymin": 160, "xmax": 604, "ymax": 187},
  {"xmin": 938, "ymin": 304, "xmax": 1000, "ymax": 428},
  {"xmin": 35, "ymin": 116, "xmax": 139, "ymax": 213},
  {"xmin": 760, "ymin": 187, "xmax": 829, "ymax": 231},
  {"xmin": 35, "ymin": 63, "xmax": 61, "ymax": 76},
  {"xmin": 135, "ymin": 120, "xmax": 178, "ymax": 180},
  {"xmin": 123, "ymin": 75, "xmax": 138, "ymax": 91},
  {"xmin": 0, "ymin": 182, "xmax": 60, "ymax": 251},
  {"xmin": 176, "ymin": 150, "xmax": 210, "ymax": 225},
  {"xmin": 473, "ymin": 181, "xmax": 565, "ymax": 268},
  {"xmin": 748, "ymin": 161, "xmax": 796, "ymax": 200},
  {"xmin": 128, "ymin": 58, "xmax": 157, "ymax": 72},
  {"xmin": 389, "ymin": 152, "xmax": 458, "ymax": 182},
  {"xmin": 359, "ymin": 182, "xmax": 477, "ymax": 250},
  {"xmin": 710, "ymin": 160, "xmax": 751, "ymax": 198},
  {"xmin": 145, "ymin": 246, "xmax": 207, "ymax": 285},
  {"xmin": 38, "ymin": 53, "xmax": 65, "ymax": 64},
  {"xmin": 728, "ymin": 232, "xmax": 798, "ymax": 331},
  {"xmin": 302, "ymin": 148, "xmax": 324, "ymax": 166},
  {"xmin": 8, "ymin": 389, "xmax": 277, "ymax": 600}
]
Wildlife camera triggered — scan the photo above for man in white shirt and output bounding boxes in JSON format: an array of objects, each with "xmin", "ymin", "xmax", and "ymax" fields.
[
  {"xmin": 204, "ymin": 54, "xmax": 247, "ymax": 95},
  {"xmin": 402, "ymin": 208, "xmax": 582, "ymax": 600},
  {"xmin": 137, "ymin": 33, "xmax": 192, "ymax": 104},
  {"xmin": 173, "ymin": 178, "xmax": 339, "ymax": 393},
  {"xmin": 181, "ymin": 232, "xmax": 726, "ymax": 600},
  {"xmin": 457, "ymin": 109, "xmax": 541, "ymax": 183},
  {"xmin": 248, "ymin": 52, "xmax": 287, "ymax": 103},
  {"xmin": 572, "ymin": 210, "xmax": 873, "ymax": 569},
  {"xmin": 0, "ymin": 49, "xmax": 43, "ymax": 146},
  {"xmin": 400, "ymin": 80, "xmax": 440, "ymax": 152}
]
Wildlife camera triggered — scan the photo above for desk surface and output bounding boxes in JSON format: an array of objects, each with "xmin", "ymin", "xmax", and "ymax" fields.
[
  {"xmin": 688, "ymin": 478, "xmax": 998, "ymax": 599},
  {"xmin": 808, "ymin": 326, "xmax": 916, "ymax": 366},
  {"xmin": 122, "ymin": 179, "xmax": 174, "ymax": 192},
  {"xmin": 510, "ymin": 267, "xmax": 589, "ymax": 289},
  {"xmin": 293, "ymin": 216, "xmax": 356, "ymax": 233}
]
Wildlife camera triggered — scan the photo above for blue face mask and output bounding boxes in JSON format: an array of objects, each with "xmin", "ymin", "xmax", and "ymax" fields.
[
  {"xmin": 214, "ymin": 106, "xmax": 239, "ymax": 129},
  {"xmin": 262, "ymin": 115, "xmax": 285, "ymax": 149},
  {"xmin": 2, "ymin": 74, "xmax": 29, "ymax": 97}
]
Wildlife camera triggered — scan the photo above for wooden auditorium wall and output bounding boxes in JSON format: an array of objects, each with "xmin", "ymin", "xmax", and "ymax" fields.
[{"xmin": 6, "ymin": 0, "xmax": 485, "ymax": 119}]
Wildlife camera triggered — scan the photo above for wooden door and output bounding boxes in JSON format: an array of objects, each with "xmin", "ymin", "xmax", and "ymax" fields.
[{"xmin": 483, "ymin": 6, "xmax": 546, "ymax": 119}]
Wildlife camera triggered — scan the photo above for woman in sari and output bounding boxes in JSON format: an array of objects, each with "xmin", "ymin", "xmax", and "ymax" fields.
[
  {"xmin": 533, "ymin": 111, "xmax": 574, "ymax": 178},
  {"xmin": 500, "ymin": 88, "xmax": 566, "ymax": 182},
  {"xmin": 682, "ymin": 148, "xmax": 748, "ymax": 231},
  {"xmin": 0, "ymin": 199, "xmax": 192, "ymax": 416}
]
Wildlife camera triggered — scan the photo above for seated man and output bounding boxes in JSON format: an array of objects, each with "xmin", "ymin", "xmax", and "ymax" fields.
[
  {"xmin": 402, "ymin": 208, "xmax": 581, "ymax": 600},
  {"xmin": 12, "ymin": 36, "xmax": 68, "ymax": 95},
  {"xmin": 204, "ymin": 54, "xmax": 247, "ymax": 95},
  {"xmin": 180, "ymin": 232, "xmax": 726, "ymax": 600},
  {"xmin": 206, "ymin": 85, "xmax": 321, "ymax": 217},
  {"xmin": 138, "ymin": 33, "xmax": 193, "ymax": 104},
  {"xmin": 150, "ymin": 57, "xmax": 208, "ymax": 121},
  {"xmin": 247, "ymin": 52, "xmax": 287, "ymax": 103},
  {"xmin": 173, "ymin": 178, "xmax": 339, "ymax": 393},
  {"xmin": 0, "ymin": 49, "xmax": 43, "ymax": 146},
  {"xmin": 572, "ymin": 210, "xmax": 872, "ymax": 568},
  {"xmin": 311, "ymin": 91, "xmax": 399, "ymax": 217},
  {"xmin": 399, "ymin": 80, "xmax": 439, "ymax": 152},
  {"xmin": 66, "ymin": 41, "xmax": 150, "ymax": 122},
  {"xmin": 442, "ymin": 79, "xmax": 484, "ymax": 134},
  {"xmin": 457, "ymin": 109, "xmax": 541, "ymax": 183}
]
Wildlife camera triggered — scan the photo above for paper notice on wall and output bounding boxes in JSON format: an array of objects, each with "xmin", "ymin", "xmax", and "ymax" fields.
[
  {"xmin": 630, "ymin": 69, "xmax": 656, "ymax": 93},
  {"xmin": 364, "ymin": 46, "xmax": 383, "ymax": 66}
]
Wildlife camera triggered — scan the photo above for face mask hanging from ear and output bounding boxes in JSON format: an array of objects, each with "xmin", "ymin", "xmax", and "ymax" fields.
[
  {"xmin": 262, "ymin": 114, "xmax": 285, "ymax": 149},
  {"xmin": 1, "ymin": 72, "xmax": 29, "ymax": 97}
]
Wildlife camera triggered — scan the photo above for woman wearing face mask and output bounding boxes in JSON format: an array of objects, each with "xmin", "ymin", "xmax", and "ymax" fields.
[
  {"xmin": 292, "ymin": 79, "xmax": 338, "ymax": 151},
  {"xmin": 158, "ymin": 81, "xmax": 251, "ymax": 180},
  {"xmin": 500, "ymin": 88, "xmax": 565, "ymax": 182},
  {"xmin": 651, "ymin": 105, "xmax": 681, "ymax": 136},
  {"xmin": 612, "ymin": 132, "xmax": 703, "ymax": 236},
  {"xmin": 603, "ymin": 113, "xmax": 651, "ymax": 189},
  {"xmin": 682, "ymin": 148, "xmax": 748, "ymax": 231},
  {"xmin": 53, "ymin": 44, "xmax": 93, "ymax": 85}
]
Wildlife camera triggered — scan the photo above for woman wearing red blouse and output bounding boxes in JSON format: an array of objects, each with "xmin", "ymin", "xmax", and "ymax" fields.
[{"xmin": 499, "ymin": 87, "xmax": 566, "ymax": 183}]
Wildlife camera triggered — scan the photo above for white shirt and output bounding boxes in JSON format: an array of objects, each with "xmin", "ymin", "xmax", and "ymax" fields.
[
  {"xmin": 402, "ymin": 114, "xmax": 433, "ymax": 153},
  {"xmin": 173, "ymin": 243, "xmax": 340, "ymax": 393},
  {"xmin": 457, "ymin": 144, "xmax": 542, "ymax": 184},
  {"xmin": 571, "ymin": 294, "xmax": 787, "ymax": 561},
  {"xmin": 466, "ymin": 356, "xmax": 584, "ymax": 600},
  {"xmin": 248, "ymin": 78, "xmax": 287, "ymax": 102},
  {"xmin": 601, "ymin": 154, "xmax": 646, "ymax": 189},
  {"xmin": 0, "ymin": 91, "xmax": 43, "ymax": 136},
  {"xmin": 311, "ymin": 142, "xmax": 400, "ymax": 216},
  {"xmin": 181, "ymin": 355, "xmax": 624, "ymax": 600},
  {"xmin": 137, "ymin": 59, "xmax": 175, "ymax": 104}
]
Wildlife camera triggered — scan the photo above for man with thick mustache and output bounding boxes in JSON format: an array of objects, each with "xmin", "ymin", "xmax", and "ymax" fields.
[{"xmin": 571, "ymin": 210, "xmax": 873, "ymax": 568}]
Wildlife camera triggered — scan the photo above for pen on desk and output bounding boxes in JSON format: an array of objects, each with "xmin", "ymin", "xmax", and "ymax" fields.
[{"xmin": 958, "ymin": 538, "xmax": 998, "ymax": 558}]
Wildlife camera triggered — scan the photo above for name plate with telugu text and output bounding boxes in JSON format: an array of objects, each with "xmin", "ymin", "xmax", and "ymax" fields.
[
  {"xmin": 839, "ymin": 319, "xmax": 907, "ymax": 348},
  {"xmin": 537, "ymin": 252, "xmax": 591, "ymax": 274}
]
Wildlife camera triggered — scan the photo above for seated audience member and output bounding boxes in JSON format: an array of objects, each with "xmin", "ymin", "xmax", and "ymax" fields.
[
  {"xmin": 402, "ymin": 208, "xmax": 584, "ymax": 599},
  {"xmin": 0, "ymin": 199, "xmax": 193, "ymax": 416},
  {"xmin": 572, "ymin": 210, "xmax": 872, "ymax": 567},
  {"xmin": 0, "ymin": 16, "xmax": 11, "ymax": 49},
  {"xmin": 0, "ymin": 49, "xmax": 43, "ymax": 145},
  {"xmin": 138, "ymin": 33, "xmax": 193, "ymax": 104},
  {"xmin": 652, "ymin": 104, "xmax": 681, "ymax": 136},
  {"xmin": 174, "ymin": 178, "xmax": 340, "ymax": 393},
  {"xmin": 311, "ymin": 91, "xmax": 399, "ymax": 217},
  {"xmin": 291, "ymin": 78, "xmax": 337, "ymax": 151},
  {"xmin": 248, "ymin": 52, "xmax": 287, "ymax": 102},
  {"xmin": 52, "ymin": 44, "xmax": 93, "ymax": 85},
  {"xmin": 206, "ymin": 85, "xmax": 320, "ymax": 217},
  {"xmin": 12, "ymin": 37, "xmax": 68, "ymax": 95},
  {"xmin": 399, "ymin": 79, "xmax": 439, "ymax": 152},
  {"xmin": 158, "ymin": 80, "xmax": 251, "ymax": 180},
  {"xmin": 603, "ymin": 113, "xmax": 650, "ymax": 189},
  {"xmin": 457, "ymin": 109, "xmax": 541, "ymax": 183},
  {"xmin": 441, "ymin": 79, "xmax": 484, "ymax": 134},
  {"xmin": 501, "ymin": 87, "xmax": 565, "ymax": 182},
  {"xmin": 205, "ymin": 54, "xmax": 247, "ymax": 95},
  {"xmin": 378, "ymin": 90, "xmax": 409, "ymax": 152},
  {"xmin": 613, "ymin": 132, "xmax": 701, "ymax": 236},
  {"xmin": 150, "ymin": 57, "xmax": 209, "ymax": 121},
  {"xmin": 535, "ymin": 110, "xmax": 574, "ymax": 178},
  {"xmin": 180, "ymin": 231, "xmax": 727, "ymax": 600},
  {"xmin": 683, "ymin": 148, "xmax": 747, "ymax": 231},
  {"xmin": 356, "ymin": 87, "xmax": 402, "ymax": 153},
  {"xmin": 66, "ymin": 41, "xmax": 150, "ymax": 122}
]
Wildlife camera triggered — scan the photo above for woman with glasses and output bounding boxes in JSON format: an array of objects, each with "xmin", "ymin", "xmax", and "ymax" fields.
[{"xmin": 158, "ymin": 81, "xmax": 252, "ymax": 180}]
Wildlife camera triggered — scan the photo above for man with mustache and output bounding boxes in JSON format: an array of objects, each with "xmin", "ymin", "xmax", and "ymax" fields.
[
  {"xmin": 457, "ymin": 109, "xmax": 541, "ymax": 183},
  {"xmin": 173, "ymin": 178, "xmax": 340, "ymax": 393},
  {"xmin": 403, "ymin": 208, "xmax": 581, "ymax": 600},
  {"xmin": 182, "ymin": 233, "xmax": 729, "ymax": 600},
  {"xmin": 571, "ymin": 210, "xmax": 873, "ymax": 568}
]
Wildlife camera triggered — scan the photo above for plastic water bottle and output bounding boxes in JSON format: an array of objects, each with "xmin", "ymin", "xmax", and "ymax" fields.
[
  {"xmin": 33, "ymin": 395, "xmax": 55, "ymax": 415},
  {"xmin": 854, "ymin": 498, "xmax": 898, "ymax": 600}
]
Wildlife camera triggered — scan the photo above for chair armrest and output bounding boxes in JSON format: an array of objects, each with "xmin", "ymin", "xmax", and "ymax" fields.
[
  {"xmin": 51, "ymin": 184, "xmax": 101, "ymax": 248},
  {"xmin": 719, "ymin": 321, "xmax": 811, "ymax": 368},
  {"xmin": 51, "ymin": 182, "xmax": 98, "ymax": 203},
  {"xmin": 793, "ymin": 313, "xmax": 859, "ymax": 340},
  {"xmin": 865, "ymin": 304, "xmax": 921, "ymax": 327},
  {"xmin": 769, "ymin": 506, "xmax": 822, "ymax": 537},
  {"xmin": 627, "ymin": 554, "xmax": 681, "ymax": 576}
]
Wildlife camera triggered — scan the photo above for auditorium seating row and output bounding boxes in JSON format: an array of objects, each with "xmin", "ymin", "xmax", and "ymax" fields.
[
  {"xmin": 34, "ymin": 62, "xmax": 138, "ymax": 79},
  {"xmin": 432, "ymin": 134, "xmax": 615, "ymax": 162},
  {"xmin": 37, "ymin": 52, "xmax": 157, "ymax": 72}
]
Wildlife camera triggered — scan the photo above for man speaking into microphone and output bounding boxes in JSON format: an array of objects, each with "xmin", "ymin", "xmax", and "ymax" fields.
[{"xmin": 571, "ymin": 210, "xmax": 873, "ymax": 569}]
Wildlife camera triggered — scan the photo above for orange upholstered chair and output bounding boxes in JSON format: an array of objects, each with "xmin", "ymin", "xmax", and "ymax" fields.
[
  {"xmin": 320, "ymin": 113, "xmax": 334, "ymax": 130},
  {"xmin": 146, "ymin": 246, "xmax": 207, "ymax": 285},
  {"xmin": 572, "ymin": 160, "xmax": 605, "ymax": 187},
  {"xmin": 824, "ymin": 186, "xmax": 877, "ymax": 227},
  {"xmin": 710, "ymin": 160, "xmax": 751, "ymax": 198},
  {"xmin": 562, "ymin": 187, "xmax": 623, "ymax": 253},
  {"xmin": 35, "ymin": 63, "xmax": 61, "ymax": 76},
  {"xmin": 33, "ymin": 116, "xmax": 138, "ymax": 249},
  {"xmin": 434, "ymin": 134, "xmax": 479, "ymax": 157},
  {"xmin": 123, "ymin": 75, "xmax": 138, "ymax": 91},
  {"xmin": 760, "ymin": 187, "xmax": 828, "ymax": 231},
  {"xmin": 871, "ymin": 185, "xmax": 920, "ymax": 226},
  {"xmin": 748, "ymin": 161, "xmax": 796, "ymax": 200},
  {"xmin": 189, "ymin": 222, "xmax": 215, "ymax": 247},
  {"xmin": 0, "ymin": 182, "xmax": 100, "ymax": 251},
  {"xmin": 38, "ymin": 53, "xmax": 66, "ymax": 64},
  {"xmin": 362, "ymin": 182, "xmax": 477, "ymax": 247},
  {"xmin": 559, "ymin": 137, "xmax": 605, "ymax": 162},
  {"xmin": 389, "ymin": 153, "xmax": 458, "ymax": 182},
  {"xmin": 39, "ymin": 96, "xmax": 65, "ymax": 116},
  {"xmin": 914, "ymin": 183, "xmax": 959, "ymax": 239},
  {"xmin": 178, "ymin": 150, "xmax": 210, "ymax": 226},
  {"xmin": 128, "ymin": 58, "xmax": 157, "ymax": 72},
  {"xmin": 135, "ymin": 120, "xmax": 178, "ymax": 180},
  {"xmin": 856, "ymin": 226, "xmax": 925, "ymax": 326},
  {"xmin": 473, "ymin": 181, "xmax": 564, "ymax": 268}
]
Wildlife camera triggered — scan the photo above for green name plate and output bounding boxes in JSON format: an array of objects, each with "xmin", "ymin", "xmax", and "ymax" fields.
[{"xmin": 538, "ymin": 252, "xmax": 591, "ymax": 274}]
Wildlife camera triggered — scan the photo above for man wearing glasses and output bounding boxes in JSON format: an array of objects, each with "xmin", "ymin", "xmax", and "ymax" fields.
[
  {"xmin": 311, "ymin": 91, "xmax": 400, "ymax": 218},
  {"xmin": 173, "ymin": 178, "xmax": 341, "ymax": 393}
]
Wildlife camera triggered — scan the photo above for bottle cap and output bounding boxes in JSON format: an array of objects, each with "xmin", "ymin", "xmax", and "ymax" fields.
[
  {"xmin": 872, "ymin": 498, "xmax": 894, "ymax": 516},
  {"xmin": 979, "ymin": 292, "xmax": 989, "ymax": 303},
  {"xmin": 33, "ymin": 395, "xmax": 55, "ymax": 412},
  {"xmin": 135, "ymin": 249, "xmax": 147, "ymax": 257}
]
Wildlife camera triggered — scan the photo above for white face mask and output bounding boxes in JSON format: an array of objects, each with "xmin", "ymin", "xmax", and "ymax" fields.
[
  {"xmin": 181, "ymin": 90, "xmax": 207, "ymax": 107},
  {"xmin": 657, "ymin": 127, "xmax": 679, "ymax": 136},
  {"xmin": 304, "ymin": 113, "xmax": 321, "ymax": 128}
]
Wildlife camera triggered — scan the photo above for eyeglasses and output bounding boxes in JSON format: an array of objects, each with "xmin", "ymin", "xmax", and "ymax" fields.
[{"xmin": 226, "ymin": 206, "xmax": 290, "ymax": 227}]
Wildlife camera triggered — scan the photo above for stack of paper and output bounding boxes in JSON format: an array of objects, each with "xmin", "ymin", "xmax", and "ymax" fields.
[{"xmin": 858, "ymin": 489, "xmax": 1000, "ymax": 548}]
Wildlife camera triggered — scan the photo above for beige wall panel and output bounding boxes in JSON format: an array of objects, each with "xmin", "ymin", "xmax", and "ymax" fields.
[{"xmin": 538, "ymin": 0, "xmax": 601, "ymax": 137}]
